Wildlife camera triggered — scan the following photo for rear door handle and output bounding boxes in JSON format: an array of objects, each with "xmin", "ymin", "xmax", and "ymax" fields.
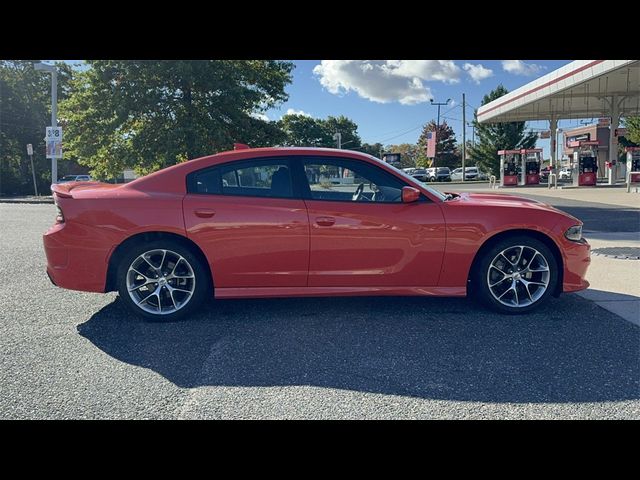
[
  {"xmin": 194, "ymin": 209, "xmax": 216, "ymax": 218},
  {"xmin": 315, "ymin": 216, "xmax": 335, "ymax": 226}
]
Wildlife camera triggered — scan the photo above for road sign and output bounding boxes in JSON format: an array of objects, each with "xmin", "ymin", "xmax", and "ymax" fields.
[
  {"xmin": 615, "ymin": 128, "xmax": 627, "ymax": 137},
  {"xmin": 27, "ymin": 144, "xmax": 33, "ymax": 156},
  {"xmin": 45, "ymin": 127, "xmax": 63, "ymax": 159},
  {"xmin": 539, "ymin": 131, "xmax": 551, "ymax": 139},
  {"xmin": 597, "ymin": 118, "xmax": 610, "ymax": 127}
]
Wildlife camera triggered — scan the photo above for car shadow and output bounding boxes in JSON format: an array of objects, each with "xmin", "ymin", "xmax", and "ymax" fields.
[{"xmin": 77, "ymin": 294, "xmax": 640, "ymax": 403}]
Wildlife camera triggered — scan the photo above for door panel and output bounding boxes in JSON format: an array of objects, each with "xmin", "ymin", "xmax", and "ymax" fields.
[
  {"xmin": 184, "ymin": 194, "xmax": 309, "ymax": 287},
  {"xmin": 305, "ymin": 200, "xmax": 446, "ymax": 287}
]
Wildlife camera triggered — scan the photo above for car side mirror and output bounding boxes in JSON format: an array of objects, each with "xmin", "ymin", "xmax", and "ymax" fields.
[{"xmin": 402, "ymin": 186, "xmax": 420, "ymax": 203}]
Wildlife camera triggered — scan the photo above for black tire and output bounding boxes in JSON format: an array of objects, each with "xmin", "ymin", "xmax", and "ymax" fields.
[
  {"xmin": 473, "ymin": 235, "xmax": 558, "ymax": 314},
  {"xmin": 116, "ymin": 239, "xmax": 211, "ymax": 321}
]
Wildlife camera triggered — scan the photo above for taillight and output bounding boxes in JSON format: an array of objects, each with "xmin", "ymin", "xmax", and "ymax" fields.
[{"xmin": 55, "ymin": 205, "xmax": 65, "ymax": 223}]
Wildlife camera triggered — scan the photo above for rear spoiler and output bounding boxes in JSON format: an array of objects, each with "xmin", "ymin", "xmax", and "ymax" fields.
[{"xmin": 51, "ymin": 181, "xmax": 105, "ymax": 199}]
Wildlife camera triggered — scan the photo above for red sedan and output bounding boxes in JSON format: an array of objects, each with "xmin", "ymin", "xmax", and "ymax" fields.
[{"xmin": 44, "ymin": 147, "xmax": 590, "ymax": 320}]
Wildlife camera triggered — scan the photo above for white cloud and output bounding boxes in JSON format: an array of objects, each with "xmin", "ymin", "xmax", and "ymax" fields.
[
  {"xmin": 312, "ymin": 60, "xmax": 462, "ymax": 105},
  {"xmin": 502, "ymin": 60, "xmax": 545, "ymax": 76},
  {"xmin": 285, "ymin": 108, "xmax": 311, "ymax": 117},
  {"xmin": 250, "ymin": 112, "xmax": 270, "ymax": 122},
  {"xmin": 463, "ymin": 63, "xmax": 494, "ymax": 84}
]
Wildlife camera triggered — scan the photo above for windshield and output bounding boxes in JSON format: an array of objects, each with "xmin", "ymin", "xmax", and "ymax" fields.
[
  {"xmin": 437, "ymin": 167, "xmax": 450, "ymax": 173},
  {"xmin": 61, "ymin": 176, "xmax": 76, "ymax": 181},
  {"xmin": 378, "ymin": 159, "xmax": 447, "ymax": 201}
]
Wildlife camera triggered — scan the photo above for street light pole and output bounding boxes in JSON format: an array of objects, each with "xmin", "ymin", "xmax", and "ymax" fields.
[
  {"xmin": 333, "ymin": 132, "xmax": 342, "ymax": 149},
  {"xmin": 34, "ymin": 62, "xmax": 58, "ymax": 184},
  {"xmin": 430, "ymin": 98, "xmax": 451, "ymax": 168}
]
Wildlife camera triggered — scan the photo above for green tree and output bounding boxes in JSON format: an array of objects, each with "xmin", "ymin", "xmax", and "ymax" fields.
[
  {"xmin": 417, "ymin": 120, "xmax": 460, "ymax": 168},
  {"xmin": 0, "ymin": 60, "xmax": 75, "ymax": 195},
  {"xmin": 360, "ymin": 142, "xmax": 384, "ymax": 158},
  {"xmin": 324, "ymin": 115, "xmax": 362, "ymax": 150},
  {"xmin": 278, "ymin": 113, "xmax": 363, "ymax": 150},
  {"xmin": 469, "ymin": 84, "xmax": 538, "ymax": 176},
  {"xmin": 59, "ymin": 60, "xmax": 293, "ymax": 179},
  {"xmin": 624, "ymin": 116, "xmax": 640, "ymax": 145},
  {"xmin": 278, "ymin": 114, "xmax": 332, "ymax": 146}
]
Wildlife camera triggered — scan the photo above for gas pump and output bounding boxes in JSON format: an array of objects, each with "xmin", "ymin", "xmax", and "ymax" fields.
[
  {"xmin": 521, "ymin": 148, "xmax": 542, "ymax": 185},
  {"xmin": 626, "ymin": 147, "xmax": 640, "ymax": 183},
  {"xmin": 498, "ymin": 150, "xmax": 520, "ymax": 186},
  {"xmin": 572, "ymin": 141, "xmax": 598, "ymax": 187}
]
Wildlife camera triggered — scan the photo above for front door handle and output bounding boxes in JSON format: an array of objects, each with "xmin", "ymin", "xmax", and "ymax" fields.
[
  {"xmin": 194, "ymin": 209, "xmax": 216, "ymax": 218},
  {"xmin": 315, "ymin": 216, "xmax": 336, "ymax": 227}
]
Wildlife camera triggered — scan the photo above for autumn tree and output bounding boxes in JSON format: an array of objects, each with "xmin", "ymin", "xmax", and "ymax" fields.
[{"xmin": 417, "ymin": 120, "xmax": 460, "ymax": 168}]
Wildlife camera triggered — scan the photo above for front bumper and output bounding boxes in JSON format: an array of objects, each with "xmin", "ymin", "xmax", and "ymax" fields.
[{"xmin": 561, "ymin": 238, "xmax": 591, "ymax": 293}]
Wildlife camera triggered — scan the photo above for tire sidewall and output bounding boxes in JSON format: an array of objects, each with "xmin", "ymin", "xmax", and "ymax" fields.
[
  {"xmin": 475, "ymin": 235, "xmax": 559, "ymax": 314},
  {"xmin": 116, "ymin": 239, "xmax": 211, "ymax": 322}
]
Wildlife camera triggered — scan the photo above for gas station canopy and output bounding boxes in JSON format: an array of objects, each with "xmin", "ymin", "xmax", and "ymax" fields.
[{"xmin": 477, "ymin": 60, "xmax": 640, "ymax": 123}]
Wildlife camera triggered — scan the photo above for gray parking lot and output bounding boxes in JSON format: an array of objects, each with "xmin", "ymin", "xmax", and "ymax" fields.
[{"xmin": 1, "ymin": 203, "xmax": 638, "ymax": 419}]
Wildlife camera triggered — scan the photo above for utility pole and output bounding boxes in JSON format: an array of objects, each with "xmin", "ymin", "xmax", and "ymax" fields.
[
  {"xmin": 27, "ymin": 144, "xmax": 38, "ymax": 196},
  {"xmin": 333, "ymin": 132, "xmax": 342, "ymax": 149},
  {"xmin": 34, "ymin": 62, "xmax": 58, "ymax": 184},
  {"xmin": 430, "ymin": 98, "xmax": 451, "ymax": 168},
  {"xmin": 462, "ymin": 94, "xmax": 466, "ymax": 183}
]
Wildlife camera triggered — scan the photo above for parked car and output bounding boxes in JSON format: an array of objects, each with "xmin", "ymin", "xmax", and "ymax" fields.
[
  {"xmin": 426, "ymin": 167, "xmax": 452, "ymax": 182},
  {"xmin": 45, "ymin": 147, "xmax": 590, "ymax": 320},
  {"xmin": 540, "ymin": 166, "xmax": 552, "ymax": 181},
  {"xmin": 402, "ymin": 168, "xmax": 416, "ymax": 175},
  {"xmin": 411, "ymin": 168, "xmax": 428, "ymax": 182},
  {"xmin": 58, "ymin": 175, "xmax": 92, "ymax": 183},
  {"xmin": 559, "ymin": 167, "xmax": 572, "ymax": 180},
  {"xmin": 451, "ymin": 167, "xmax": 484, "ymax": 181}
]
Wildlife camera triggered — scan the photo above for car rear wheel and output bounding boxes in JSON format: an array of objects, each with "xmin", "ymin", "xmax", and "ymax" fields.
[
  {"xmin": 117, "ymin": 240, "xmax": 210, "ymax": 321},
  {"xmin": 474, "ymin": 236, "xmax": 558, "ymax": 314}
]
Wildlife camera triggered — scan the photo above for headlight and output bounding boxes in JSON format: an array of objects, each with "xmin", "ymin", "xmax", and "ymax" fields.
[{"xmin": 564, "ymin": 225, "xmax": 582, "ymax": 241}]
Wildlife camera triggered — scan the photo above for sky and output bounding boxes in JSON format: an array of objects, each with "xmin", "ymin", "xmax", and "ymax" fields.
[
  {"xmin": 60, "ymin": 59, "xmax": 595, "ymax": 159},
  {"xmin": 263, "ymin": 60, "xmax": 580, "ymax": 158}
]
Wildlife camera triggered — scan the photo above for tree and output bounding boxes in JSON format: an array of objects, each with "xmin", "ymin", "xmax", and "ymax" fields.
[
  {"xmin": 624, "ymin": 116, "xmax": 640, "ymax": 145},
  {"xmin": 59, "ymin": 60, "xmax": 293, "ymax": 179},
  {"xmin": 469, "ymin": 84, "xmax": 538, "ymax": 176},
  {"xmin": 0, "ymin": 60, "xmax": 75, "ymax": 195},
  {"xmin": 278, "ymin": 113, "xmax": 363, "ymax": 150},
  {"xmin": 383, "ymin": 143, "xmax": 421, "ymax": 168},
  {"xmin": 278, "ymin": 114, "xmax": 332, "ymax": 146},
  {"xmin": 417, "ymin": 120, "xmax": 460, "ymax": 169},
  {"xmin": 324, "ymin": 115, "xmax": 361, "ymax": 150},
  {"xmin": 359, "ymin": 142, "xmax": 384, "ymax": 158}
]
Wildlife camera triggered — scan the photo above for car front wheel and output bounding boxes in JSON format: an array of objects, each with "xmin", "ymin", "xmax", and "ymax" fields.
[
  {"xmin": 474, "ymin": 236, "xmax": 558, "ymax": 314},
  {"xmin": 117, "ymin": 240, "xmax": 211, "ymax": 321}
]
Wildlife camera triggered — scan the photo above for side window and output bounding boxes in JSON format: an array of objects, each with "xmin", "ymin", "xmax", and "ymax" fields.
[
  {"xmin": 303, "ymin": 158, "xmax": 405, "ymax": 203},
  {"xmin": 188, "ymin": 159, "xmax": 293, "ymax": 199}
]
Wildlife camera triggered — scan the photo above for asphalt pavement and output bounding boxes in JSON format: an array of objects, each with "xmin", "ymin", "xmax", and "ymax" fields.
[{"xmin": 0, "ymin": 203, "xmax": 638, "ymax": 419}]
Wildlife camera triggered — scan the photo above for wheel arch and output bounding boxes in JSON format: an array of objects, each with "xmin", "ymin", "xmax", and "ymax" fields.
[
  {"xmin": 466, "ymin": 228, "xmax": 564, "ymax": 297},
  {"xmin": 105, "ymin": 231, "xmax": 214, "ymax": 293}
]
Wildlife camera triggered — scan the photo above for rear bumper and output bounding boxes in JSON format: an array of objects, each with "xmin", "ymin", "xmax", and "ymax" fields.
[{"xmin": 43, "ymin": 222, "xmax": 109, "ymax": 293}]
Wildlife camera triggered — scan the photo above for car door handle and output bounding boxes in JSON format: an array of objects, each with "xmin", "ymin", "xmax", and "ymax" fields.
[
  {"xmin": 194, "ymin": 209, "xmax": 216, "ymax": 218},
  {"xmin": 315, "ymin": 216, "xmax": 335, "ymax": 227}
]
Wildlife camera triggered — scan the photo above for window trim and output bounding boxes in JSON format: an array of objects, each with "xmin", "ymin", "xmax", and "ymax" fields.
[
  {"xmin": 186, "ymin": 157, "xmax": 301, "ymax": 200},
  {"xmin": 297, "ymin": 156, "xmax": 430, "ymax": 205}
]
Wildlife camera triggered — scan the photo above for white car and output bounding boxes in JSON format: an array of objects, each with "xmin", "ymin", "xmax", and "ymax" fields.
[
  {"xmin": 559, "ymin": 167, "xmax": 572, "ymax": 180},
  {"xmin": 58, "ymin": 175, "xmax": 92, "ymax": 183},
  {"xmin": 451, "ymin": 167, "xmax": 486, "ymax": 181}
]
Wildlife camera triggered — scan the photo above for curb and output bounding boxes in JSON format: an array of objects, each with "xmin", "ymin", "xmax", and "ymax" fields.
[{"xmin": 0, "ymin": 198, "xmax": 54, "ymax": 205}]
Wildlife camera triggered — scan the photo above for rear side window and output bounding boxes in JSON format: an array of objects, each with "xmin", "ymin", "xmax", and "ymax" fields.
[{"xmin": 187, "ymin": 158, "xmax": 294, "ymax": 199}]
